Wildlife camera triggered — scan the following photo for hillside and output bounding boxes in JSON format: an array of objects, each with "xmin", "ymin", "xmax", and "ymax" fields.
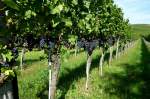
[{"xmin": 131, "ymin": 24, "xmax": 150, "ymax": 40}]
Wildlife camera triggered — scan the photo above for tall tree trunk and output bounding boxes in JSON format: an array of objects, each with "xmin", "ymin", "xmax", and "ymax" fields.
[
  {"xmin": 85, "ymin": 53, "xmax": 92, "ymax": 90},
  {"xmin": 115, "ymin": 39, "xmax": 119, "ymax": 59},
  {"xmin": 109, "ymin": 46, "xmax": 113, "ymax": 66},
  {"xmin": 20, "ymin": 48, "xmax": 25, "ymax": 71},
  {"xmin": 49, "ymin": 54, "xmax": 60, "ymax": 99},
  {"xmin": 99, "ymin": 48, "xmax": 105, "ymax": 77},
  {"xmin": 12, "ymin": 73, "xmax": 19, "ymax": 99}
]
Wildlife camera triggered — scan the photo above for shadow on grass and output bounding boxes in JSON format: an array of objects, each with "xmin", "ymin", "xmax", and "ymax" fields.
[
  {"xmin": 69, "ymin": 49, "xmax": 84, "ymax": 55},
  {"xmin": 57, "ymin": 55, "xmax": 99, "ymax": 99},
  {"xmin": 104, "ymin": 39, "xmax": 150, "ymax": 99},
  {"xmin": 15, "ymin": 56, "xmax": 46, "ymax": 69},
  {"xmin": 37, "ymin": 54, "xmax": 100, "ymax": 99},
  {"xmin": 37, "ymin": 49, "xmax": 117, "ymax": 99},
  {"xmin": 104, "ymin": 48, "xmax": 117, "ymax": 64}
]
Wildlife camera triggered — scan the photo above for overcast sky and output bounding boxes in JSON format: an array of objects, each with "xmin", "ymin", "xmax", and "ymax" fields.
[{"xmin": 114, "ymin": 0, "xmax": 150, "ymax": 24}]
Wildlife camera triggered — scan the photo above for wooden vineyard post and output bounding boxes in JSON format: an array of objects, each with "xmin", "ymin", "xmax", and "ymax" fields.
[
  {"xmin": 115, "ymin": 38, "xmax": 119, "ymax": 59},
  {"xmin": 20, "ymin": 47, "xmax": 25, "ymax": 71},
  {"xmin": 48, "ymin": 50, "xmax": 52, "ymax": 99},
  {"xmin": 75, "ymin": 39, "xmax": 78, "ymax": 56},
  {"xmin": 99, "ymin": 48, "xmax": 105, "ymax": 77},
  {"xmin": 85, "ymin": 53, "xmax": 92, "ymax": 90},
  {"xmin": 109, "ymin": 46, "xmax": 113, "ymax": 66}
]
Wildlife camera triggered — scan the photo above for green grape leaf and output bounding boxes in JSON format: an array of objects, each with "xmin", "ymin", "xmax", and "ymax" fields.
[
  {"xmin": 53, "ymin": 0, "xmax": 58, "ymax": 4},
  {"xmin": 62, "ymin": 18, "xmax": 72, "ymax": 27},
  {"xmin": 52, "ymin": 19, "xmax": 60, "ymax": 27},
  {"xmin": 85, "ymin": 14, "xmax": 92, "ymax": 21},
  {"xmin": 25, "ymin": 10, "xmax": 36, "ymax": 19},
  {"xmin": 78, "ymin": 19, "xmax": 85, "ymax": 29},
  {"xmin": 51, "ymin": 4, "xmax": 63, "ymax": 14},
  {"xmin": 72, "ymin": 0, "xmax": 78, "ymax": 5},
  {"xmin": 84, "ymin": 1, "xmax": 90, "ymax": 9},
  {"xmin": 86, "ymin": 23, "xmax": 91, "ymax": 30},
  {"xmin": 68, "ymin": 35, "xmax": 77, "ymax": 45},
  {"xmin": 2, "ymin": 0, "xmax": 19, "ymax": 11},
  {"xmin": 4, "ymin": 70, "xmax": 15, "ymax": 77}
]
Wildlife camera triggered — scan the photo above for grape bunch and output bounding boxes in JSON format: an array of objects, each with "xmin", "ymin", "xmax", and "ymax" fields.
[
  {"xmin": 2, "ymin": 62, "xmax": 9, "ymax": 67},
  {"xmin": 26, "ymin": 34, "xmax": 35, "ymax": 51},
  {"xmin": 40, "ymin": 37, "xmax": 45, "ymax": 49},
  {"xmin": 84, "ymin": 40, "xmax": 98, "ymax": 55},
  {"xmin": 77, "ymin": 38, "xmax": 86, "ymax": 48},
  {"xmin": 99, "ymin": 38, "xmax": 105, "ymax": 47},
  {"xmin": 48, "ymin": 41, "xmax": 55, "ymax": 49},
  {"xmin": 11, "ymin": 47, "xmax": 19, "ymax": 59},
  {"xmin": 46, "ymin": 37, "xmax": 56, "ymax": 49},
  {"xmin": 108, "ymin": 36, "xmax": 115, "ymax": 46},
  {"xmin": 92, "ymin": 39, "xmax": 99, "ymax": 48},
  {"xmin": 98, "ymin": 33, "xmax": 108, "ymax": 48},
  {"xmin": 77, "ymin": 38, "xmax": 98, "ymax": 55}
]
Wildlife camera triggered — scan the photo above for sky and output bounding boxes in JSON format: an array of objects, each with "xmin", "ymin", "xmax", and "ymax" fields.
[{"xmin": 114, "ymin": 0, "xmax": 150, "ymax": 24}]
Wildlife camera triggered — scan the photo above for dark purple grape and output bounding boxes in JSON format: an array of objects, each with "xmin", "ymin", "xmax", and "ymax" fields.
[
  {"xmin": 25, "ymin": 34, "xmax": 35, "ymax": 51},
  {"xmin": 84, "ymin": 40, "xmax": 97, "ymax": 55},
  {"xmin": 108, "ymin": 36, "xmax": 113, "ymax": 46},
  {"xmin": 48, "ymin": 41, "xmax": 55, "ymax": 49},
  {"xmin": 77, "ymin": 41, "xmax": 84, "ymax": 48},
  {"xmin": 77, "ymin": 38, "xmax": 86, "ymax": 48},
  {"xmin": 11, "ymin": 48, "xmax": 19, "ymax": 59},
  {"xmin": 99, "ymin": 39, "xmax": 104, "ymax": 47},
  {"xmin": 91, "ymin": 40, "xmax": 98, "ymax": 49},
  {"xmin": 1, "ymin": 62, "xmax": 9, "ymax": 67},
  {"xmin": 40, "ymin": 38, "xmax": 45, "ymax": 48}
]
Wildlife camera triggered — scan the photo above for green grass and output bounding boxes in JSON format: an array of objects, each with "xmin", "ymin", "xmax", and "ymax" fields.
[
  {"xmin": 17, "ymin": 50, "xmax": 48, "ymax": 99},
  {"xmin": 131, "ymin": 24, "xmax": 150, "ymax": 40},
  {"xmin": 55, "ymin": 39, "xmax": 150, "ymax": 99},
  {"xmin": 18, "ymin": 39, "xmax": 150, "ymax": 99},
  {"xmin": 55, "ymin": 40, "xmax": 141, "ymax": 99},
  {"xmin": 17, "ymin": 49, "xmax": 101, "ymax": 99}
]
